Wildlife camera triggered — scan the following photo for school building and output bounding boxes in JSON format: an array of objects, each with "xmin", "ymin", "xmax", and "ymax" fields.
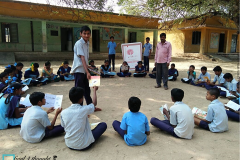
[{"xmin": 0, "ymin": 1, "xmax": 159, "ymax": 61}]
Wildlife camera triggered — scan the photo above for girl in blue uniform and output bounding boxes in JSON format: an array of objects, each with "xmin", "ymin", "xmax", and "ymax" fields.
[
  {"xmin": 24, "ymin": 63, "xmax": 47, "ymax": 86},
  {"xmin": 100, "ymin": 59, "xmax": 116, "ymax": 78},
  {"xmin": 133, "ymin": 61, "xmax": 147, "ymax": 77},
  {"xmin": 58, "ymin": 61, "xmax": 74, "ymax": 81},
  {"xmin": 15, "ymin": 62, "xmax": 24, "ymax": 82}
]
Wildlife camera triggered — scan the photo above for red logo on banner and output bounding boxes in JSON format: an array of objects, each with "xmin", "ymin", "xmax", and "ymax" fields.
[{"xmin": 127, "ymin": 49, "xmax": 133, "ymax": 55}]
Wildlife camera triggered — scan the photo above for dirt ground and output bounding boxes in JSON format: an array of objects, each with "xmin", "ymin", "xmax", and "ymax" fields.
[{"xmin": 0, "ymin": 58, "xmax": 239, "ymax": 160}]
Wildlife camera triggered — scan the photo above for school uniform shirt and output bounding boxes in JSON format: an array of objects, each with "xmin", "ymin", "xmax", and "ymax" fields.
[
  {"xmin": 143, "ymin": 43, "xmax": 152, "ymax": 56},
  {"xmin": 24, "ymin": 68, "xmax": 39, "ymax": 79},
  {"xmin": 197, "ymin": 72, "xmax": 211, "ymax": 82},
  {"xmin": 228, "ymin": 78, "xmax": 238, "ymax": 92},
  {"xmin": 71, "ymin": 38, "xmax": 89, "ymax": 74},
  {"xmin": 120, "ymin": 111, "xmax": 150, "ymax": 146},
  {"xmin": 101, "ymin": 65, "xmax": 111, "ymax": 73},
  {"xmin": 20, "ymin": 106, "xmax": 51, "ymax": 143},
  {"xmin": 155, "ymin": 41, "xmax": 172, "ymax": 63},
  {"xmin": 187, "ymin": 71, "xmax": 196, "ymax": 80},
  {"xmin": 15, "ymin": 70, "xmax": 23, "ymax": 82},
  {"xmin": 135, "ymin": 66, "xmax": 145, "ymax": 72},
  {"xmin": 169, "ymin": 102, "xmax": 194, "ymax": 139},
  {"xmin": 205, "ymin": 99, "xmax": 228, "ymax": 132},
  {"xmin": 213, "ymin": 73, "xmax": 227, "ymax": 88},
  {"xmin": 168, "ymin": 69, "xmax": 178, "ymax": 77},
  {"xmin": 61, "ymin": 103, "xmax": 95, "ymax": 150},
  {"xmin": 107, "ymin": 42, "xmax": 117, "ymax": 55}
]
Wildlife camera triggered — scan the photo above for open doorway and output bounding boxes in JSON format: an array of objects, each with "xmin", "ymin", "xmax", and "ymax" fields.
[
  {"xmin": 230, "ymin": 34, "xmax": 237, "ymax": 53},
  {"xmin": 61, "ymin": 28, "xmax": 73, "ymax": 51},
  {"xmin": 218, "ymin": 33, "xmax": 225, "ymax": 52},
  {"xmin": 92, "ymin": 30, "xmax": 100, "ymax": 52},
  {"xmin": 128, "ymin": 32, "xmax": 137, "ymax": 43}
]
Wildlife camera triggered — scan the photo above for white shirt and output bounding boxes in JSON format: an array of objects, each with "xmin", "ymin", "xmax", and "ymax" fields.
[
  {"xmin": 198, "ymin": 72, "xmax": 211, "ymax": 81},
  {"xmin": 228, "ymin": 78, "xmax": 238, "ymax": 92},
  {"xmin": 61, "ymin": 103, "xmax": 95, "ymax": 150},
  {"xmin": 170, "ymin": 102, "xmax": 194, "ymax": 139},
  {"xmin": 213, "ymin": 73, "xmax": 227, "ymax": 88},
  {"xmin": 205, "ymin": 99, "xmax": 228, "ymax": 132},
  {"xmin": 20, "ymin": 106, "xmax": 51, "ymax": 143},
  {"xmin": 71, "ymin": 38, "xmax": 89, "ymax": 74}
]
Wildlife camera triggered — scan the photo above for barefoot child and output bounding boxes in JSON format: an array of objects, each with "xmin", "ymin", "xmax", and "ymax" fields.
[
  {"xmin": 181, "ymin": 65, "xmax": 196, "ymax": 84},
  {"xmin": 151, "ymin": 88, "xmax": 194, "ymax": 139},
  {"xmin": 100, "ymin": 59, "xmax": 115, "ymax": 78},
  {"xmin": 194, "ymin": 88, "xmax": 228, "ymax": 132},
  {"xmin": 133, "ymin": 61, "xmax": 147, "ymax": 77},
  {"xmin": 0, "ymin": 83, "xmax": 29, "ymax": 130},
  {"xmin": 20, "ymin": 92, "xmax": 64, "ymax": 143},
  {"xmin": 58, "ymin": 61, "xmax": 74, "ymax": 81},
  {"xmin": 112, "ymin": 97, "xmax": 150, "ymax": 146},
  {"xmin": 117, "ymin": 61, "xmax": 131, "ymax": 77},
  {"xmin": 168, "ymin": 63, "xmax": 178, "ymax": 81},
  {"xmin": 191, "ymin": 66, "xmax": 211, "ymax": 87},
  {"xmin": 61, "ymin": 86, "xmax": 107, "ymax": 150}
]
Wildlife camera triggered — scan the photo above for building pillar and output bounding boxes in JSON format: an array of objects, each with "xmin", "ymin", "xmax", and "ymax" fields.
[
  {"xmin": 199, "ymin": 28, "xmax": 206, "ymax": 54},
  {"xmin": 124, "ymin": 28, "xmax": 128, "ymax": 43},
  {"xmin": 88, "ymin": 25, "xmax": 93, "ymax": 53},
  {"xmin": 41, "ymin": 21, "xmax": 47, "ymax": 52},
  {"xmin": 225, "ymin": 30, "xmax": 230, "ymax": 53},
  {"xmin": 153, "ymin": 30, "xmax": 158, "ymax": 53}
]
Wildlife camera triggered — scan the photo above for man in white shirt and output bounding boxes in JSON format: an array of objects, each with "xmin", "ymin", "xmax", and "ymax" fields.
[
  {"xmin": 71, "ymin": 26, "xmax": 101, "ymax": 111},
  {"xmin": 20, "ymin": 92, "xmax": 64, "ymax": 143},
  {"xmin": 61, "ymin": 86, "xmax": 107, "ymax": 150},
  {"xmin": 151, "ymin": 88, "xmax": 194, "ymax": 139}
]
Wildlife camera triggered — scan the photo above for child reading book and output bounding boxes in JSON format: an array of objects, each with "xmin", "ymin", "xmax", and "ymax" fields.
[
  {"xmin": 191, "ymin": 66, "xmax": 211, "ymax": 87},
  {"xmin": 24, "ymin": 63, "xmax": 46, "ymax": 86},
  {"xmin": 100, "ymin": 59, "xmax": 115, "ymax": 78},
  {"xmin": 112, "ymin": 97, "xmax": 150, "ymax": 146},
  {"xmin": 223, "ymin": 73, "xmax": 238, "ymax": 100},
  {"xmin": 42, "ymin": 61, "xmax": 59, "ymax": 82},
  {"xmin": 149, "ymin": 63, "xmax": 156, "ymax": 79},
  {"xmin": 61, "ymin": 86, "xmax": 107, "ymax": 150},
  {"xmin": 150, "ymin": 88, "xmax": 194, "ymax": 139},
  {"xmin": 117, "ymin": 61, "xmax": 131, "ymax": 77},
  {"xmin": 0, "ymin": 72, "xmax": 8, "ymax": 92},
  {"xmin": 194, "ymin": 88, "xmax": 228, "ymax": 132},
  {"xmin": 88, "ymin": 60, "xmax": 99, "ymax": 76},
  {"xmin": 4, "ymin": 68, "xmax": 14, "ymax": 78},
  {"xmin": 20, "ymin": 92, "xmax": 64, "ymax": 143},
  {"xmin": 15, "ymin": 63, "xmax": 24, "ymax": 82},
  {"xmin": 181, "ymin": 65, "xmax": 196, "ymax": 84},
  {"xmin": 133, "ymin": 61, "xmax": 147, "ymax": 77},
  {"xmin": 0, "ymin": 83, "xmax": 29, "ymax": 129},
  {"xmin": 168, "ymin": 63, "xmax": 178, "ymax": 81},
  {"xmin": 58, "ymin": 61, "xmax": 74, "ymax": 81}
]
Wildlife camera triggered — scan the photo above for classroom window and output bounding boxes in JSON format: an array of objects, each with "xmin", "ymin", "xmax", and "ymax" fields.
[
  {"xmin": 1, "ymin": 23, "xmax": 18, "ymax": 43},
  {"xmin": 192, "ymin": 31, "xmax": 201, "ymax": 45},
  {"xmin": 51, "ymin": 30, "xmax": 58, "ymax": 36}
]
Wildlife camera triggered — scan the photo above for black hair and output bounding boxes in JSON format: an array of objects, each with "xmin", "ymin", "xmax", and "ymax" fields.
[
  {"xmin": 29, "ymin": 92, "xmax": 45, "ymax": 105},
  {"xmin": 80, "ymin": 26, "xmax": 91, "ymax": 34},
  {"xmin": 63, "ymin": 60, "xmax": 69, "ymax": 65},
  {"xmin": 223, "ymin": 73, "xmax": 233, "ymax": 79},
  {"xmin": 6, "ymin": 65, "xmax": 16, "ymax": 71},
  {"xmin": 208, "ymin": 88, "xmax": 220, "ymax": 99},
  {"xmin": 110, "ymin": 36, "xmax": 114, "ymax": 39},
  {"xmin": 69, "ymin": 87, "xmax": 84, "ymax": 103},
  {"xmin": 128, "ymin": 97, "xmax": 141, "ymax": 112},
  {"xmin": 16, "ymin": 63, "xmax": 24, "ymax": 67},
  {"xmin": 0, "ymin": 72, "xmax": 8, "ymax": 79},
  {"xmin": 89, "ymin": 60, "xmax": 94, "ymax": 65},
  {"xmin": 160, "ymin": 33, "xmax": 166, "ymax": 37},
  {"xmin": 190, "ymin": 65, "xmax": 195, "ymax": 69},
  {"xmin": 171, "ymin": 88, "xmax": 184, "ymax": 101},
  {"xmin": 104, "ymin": 59, "xmax": 109, "ymax": 63},
  {"xmin": 45, "ymin": 61, "xmax": 51, "ymax": 66},
  {"xmin": 213, "ymin": 66, "xmax": 222, "ymax": 72},
  {"xmin": 0, "ymin": 83, "xmax": 22, "ymax": 104},
  {"xmin": 138, "ymin": 61, "xmax": 142, "ymax": 64},
  {"xmin": 201, "ymin": 66, "xmax": 207, "ymax": 71},
  {"xmin": 146, "ymin": 37, "xmax": 150, "ymax": 40},
  {"xmin": 171, "ymin": 63, "xmax": 175, "ymax": 67},
  {"xmin": 33, "ymin": 63, "xmax": 39, "ymax": 68},
  {"xmin": 4, "ymin": 68, "xmax": 13, "ymax": 75},
  {"xmin": 237, "ymin": 82, "xmax": 239, "ymax": 87}
]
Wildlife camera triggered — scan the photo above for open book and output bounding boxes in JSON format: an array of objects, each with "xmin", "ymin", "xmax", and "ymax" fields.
[
  {"xmin": 225, "ymin": 101, "xmax": 240, "ymax": 111},
  {"xmin": 22, "ymin": 85, "xmax": 29, "ymax": 92},
  {"xmin": 20, "ymin": 94, "xmax": 32, "ymax": 107},
  {"xmin": 159, "ymin": 104, "xmax": 169, "ymax": 120},
  {"xmin": 21, "ymin": 78, "xmax": 32, "ymax": 85},
  {"xmin": 192, "ymin": 107, "xmax": 207, "ymax": 119},
  {"xmin": 217, "ymin": 86, "xmax": 236, "ymax": 98}
]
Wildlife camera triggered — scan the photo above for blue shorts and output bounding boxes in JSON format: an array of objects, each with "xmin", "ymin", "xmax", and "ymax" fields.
[{"xmin": 199, "ymin": 120, "xmax": 210, "ymax": 131}]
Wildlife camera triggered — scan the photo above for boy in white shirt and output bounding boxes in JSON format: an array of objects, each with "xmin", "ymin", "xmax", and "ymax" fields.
[
  {"xmin": 150, "ymin": 88, "xmax": 194, "ymax": 139},
  {"xmin": 61, "ymin": 86, "xmax": 107, "ymax": 151},
  {"xmin": 20, "ymin": 92, "xmax": 64, "ymax": 143},
  {"xmin": 191, "ymin": 66, "xmax": 211, "ymax": 87},
  {"xmin": 194, "ymin": 88, "xmax": 228, "ymax": 132},
  {"xmin": 223, "ymin": 73, "xmax": 238, "ymax": 99}
]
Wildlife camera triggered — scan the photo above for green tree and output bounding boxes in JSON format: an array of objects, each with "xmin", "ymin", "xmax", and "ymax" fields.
[{"xmin": 118, "ymin": 0, "xmax": 239, "ymax": 30}]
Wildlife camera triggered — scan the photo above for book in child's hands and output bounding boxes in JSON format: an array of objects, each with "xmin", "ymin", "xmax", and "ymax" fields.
[
  {"xmin": 21, "ymin": 78, "xmax": 32, "ymax": 85},
  {"xmin": 192, "ymin": 107, "xmax": 207, "ymax": 119},
  {"xmin": 216, "ymin": 86, "xmax": 236, "ymax": 98},
  {"xmin": 89, "ymin": 76, "xmax": 100, "ymax": 87},
  {"xmin": 22, "ymin": 85, "xmax": 29, "ymax": 92},
  {"xmin": 225, "ymin": 101, "xmax": 240, "ymax": 111},
  {"xmin": 20, "ymin": 94, "xmax": 32, "ymax": 107},
  {"xmin": 182, "ymin": 78, "xmax": 189, "ymax": 82},
  {"xmin": 42, "ymin": 94, "xmax": 63, "ymax": 109},
  {"xmin": 159, "ymin": 104, "xmax": 169, "ymax": 120}
]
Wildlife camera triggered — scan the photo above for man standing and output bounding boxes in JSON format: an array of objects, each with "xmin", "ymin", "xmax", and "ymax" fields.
[
  {"xmin": 71, "ymin": 26, "xmax": 101, "ymax": 111},
  {"xmin": 155, "ymin": 33, "xmax": 172, "ymax": 90},
  {"xmin": 107, "ymin": 36, "xmax": 120, "ymax": 71},
  {"xmin": 142, "ymin": 37, "xmax": 152, "ymax": 72}
]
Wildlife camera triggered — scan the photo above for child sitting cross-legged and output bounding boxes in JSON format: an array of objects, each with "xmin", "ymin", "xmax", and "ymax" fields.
[
  {"xmin": 149, "ymin": 63, "xmax": 157, "ymax": 79},
  {"xmin": 168, "ymin": 63, "xmax": 178, "ymax": 81},
  {"xmin": 117, "ymin": 61, "xmax": 131, "ymax": 77},
  {"xmin": 61, "ymin": 86, "xmax": 107, "ymax": 150},
  {"xmin": 133, "ymin": 61, "xmax": 147, "ymax": 77},
  {"xmin": 194, "ymin": 88, "xmax": 228, "ymax": 132},
  {"xmin": 42, "ymin": 61, "xmax": 60, "ymax": 82},
  {"xmin": 14, "ymin": 62, "xmax": 24, "ymax": 82},
  {"xmin": 112, "ymin": 97, "xmax": 150, "ymax": 146},
  {"xmin": 20, "ymin": 92, "xmax": 64, "ymax": 143},
  {"xmin": 58, "ymin": 61, "xmax": 74, "ymax": 81},
  {"xmin": 190, "ymin": 66, "xmax": 211, "ymax": 87},
  {"xmin": 181, "ymin": 65, "xmax": 196, "ymax": 84},
  {"xmin": 100, "ymin": 59, "xmax": 115, "ymax": 78},
  {"xmin": 88, "ymin": 60, "xmax": 99, "ymax": 76},
  {"xmin": 150, "ymin": 88, "xmax": 194, "ymax": 139}
]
